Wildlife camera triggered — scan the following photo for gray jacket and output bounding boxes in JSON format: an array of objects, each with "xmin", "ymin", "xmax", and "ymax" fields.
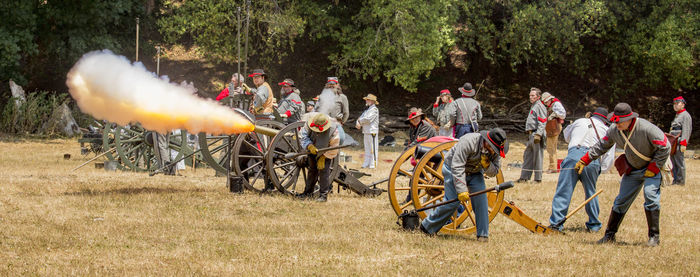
[
  {"xmin": 526, "ymin": 101, "xmax": 547, "ymax": 136},
  {"xmin": 407, "ymin": 120, "xmax": 437, "ymax": 149},
  {"xmin": 330, "ymin": 93, "xmax": 349, "ymax": 123},
  {"xmin": 445, "ymin": 133, "xmax": 501, "ymax": 194},
  {"xmin": 452, "ymin": 97, "xmax": 482, "ymax": 125},
  {"xmin": 589, "ymin": 118, "xmax": 670, "ymax": 170},
  {"xmin": 670, "ymin": 110, "xmax": 692, "ymax": 146},
  {"xmin": 433, "ymin": 102, "xmax": 456, "ymax": 126},
  {"xmin": 277, "ymin": 90, "xmax": 304, "ymax": 122}
]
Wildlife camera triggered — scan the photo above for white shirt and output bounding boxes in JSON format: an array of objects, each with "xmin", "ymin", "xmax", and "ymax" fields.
[
  {"xmin": 551, "ymin": 101, "xmax": 566, "ymax": 119},
  {"xmin": 564, "ymin": 117, "xmax": 614, "ymax": 171},
  {"xmin": 357, "ymin": 104, "xmax": 379, "ymax": 134}
]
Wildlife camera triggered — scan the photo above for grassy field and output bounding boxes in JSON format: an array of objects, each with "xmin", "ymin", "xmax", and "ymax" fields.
[{"xmin": 1, "ymin": 137, "xmax": 698, "ymax": 275}]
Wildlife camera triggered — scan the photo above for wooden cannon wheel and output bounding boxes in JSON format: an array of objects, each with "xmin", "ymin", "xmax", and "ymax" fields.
[
  {"xmin": 410, "ymin": 141, "xmax": 505, "ymax": 235},
  {"xmin": 231, "ymin": 120, "xmax": 285, "ymax": 192},
  {"xmin": 265, "ymin": 121, "xmax": 340, "ymax": 195},
  {"xmin": 113, "ymin": 123, "xmax": 192, "ymax": 172},
  {"xmin": 387, "ymin": 141, "xmax": 446, "ymax": 216},
  {"xmin": 100, "ymin": 122, "xmax": 120, "ymax": 166}
]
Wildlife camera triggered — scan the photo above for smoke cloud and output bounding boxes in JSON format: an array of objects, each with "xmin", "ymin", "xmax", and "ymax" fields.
[
  {"xmin": 66, "ymin": 50, "xmax": 254, "ymax": 135},
  {"xmin": 317, "ymin": 88, "xmax": 336, "ymax": 116}
]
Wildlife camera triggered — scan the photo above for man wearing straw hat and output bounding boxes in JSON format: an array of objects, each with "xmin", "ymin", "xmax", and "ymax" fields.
[
  {"xmin": 548, "ymin": 107, "xmax": 613, "ymax": 232},
  {"xmin": 541, "ymin": 92, "xmax": 567, "ymax": 173},
  {"xmin": 669, "ymin": 96, "xmax": 691, "ymax": 185},
  {"xmin": 356, "ymin": 94, "xmax": 379, "ymax": 169},
  {"xmin": 451, "ymin": 82, "xmax": 482, "ymax": 138},
  {"xmin": 276, "ymin": 78, "xmax": 304, "ymax": 123},
  {"xmin": 298, "ymin": 113, "xmax": 340, "ymax": 202},
  {"xmin": 419, "ymin": 128, "xmax": 508, "ymax": 242},
  {"xmin": 405, "ymin": 107, "xmax": 437, "ymax": 149},
  {"xmin": 575, "ymin": 103, "xmax": 670, "ymax": 246}
]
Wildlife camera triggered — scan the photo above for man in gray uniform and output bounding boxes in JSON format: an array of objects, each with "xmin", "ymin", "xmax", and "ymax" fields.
[
  {"xmin": 420, "ymin": 128, "xmax": 508, "ymax": 242},
  {"xmin": 298, "ymin": 113, "xmax": 340, "ymax": 202},
  {"xmin": 451, "ymin": 82, "xmax": 482, "ymax": 138},
  {"xmin": 517, "ymin": 87, "xmax": 547, "ymax": 183},
  {"xmin": 276, "ymin": 78, "xmax": 304, "ymax": 123},
  {"xmin": 244, "ymin": 69, "xmax": 275, "ymax": 120},
  {"xmin": 670, "ymin": 96, "xmax": 691, "ymax": 185},
  {"xmin": 153, "ymin": 132, "xmax": 176, "ymax": 175},
  {"xmin": 575, "ymin": 103, "xmax": 670, "ymax": 247}
]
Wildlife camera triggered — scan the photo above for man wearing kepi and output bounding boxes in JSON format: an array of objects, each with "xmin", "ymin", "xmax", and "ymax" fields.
[
  {"xmin": 298, "ymin": 113, "xmax": 340, "ymax": 202},
  {"xmin": 451, "ymin": 82, "xmax": 482, "ymax": 138},
  {"xmin": 669, "ymin": 96, "xmax": 692, "ymax": 185},
  {"xmin": 548, "ymin": 108, "xmax": 614, "ymax": 232},
  {"xmin": 245, "ymin": 69, "xmax": 275, "ymax": 119},
  {"xmin": 356, "ymin": 94, "xmax": 379, "ymax": 169},
  {"xmin": 575, "ymin": 103, "xmax": 670, "ymax": 246},
  {"xmin": 517, "ymin": 87, "xmax": 547, "ymax": 183},
  {"xmin": 276, "ymin": 78, "xmax": 304, "ymax": 123},
  {"xmin": 420, "ymin": 128, "xmax": 508, "ymax": 242},
  {"xmin": 432, "ymin": 89, "xmax": 455, "ymax": 138}
]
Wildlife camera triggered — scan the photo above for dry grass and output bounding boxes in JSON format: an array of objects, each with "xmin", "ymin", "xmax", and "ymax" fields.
[{"xmin": 1, "ymin": 137, "xmax": 698, "ymax": 276}]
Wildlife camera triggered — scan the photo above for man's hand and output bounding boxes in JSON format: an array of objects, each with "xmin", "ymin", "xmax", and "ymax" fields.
[
  {"xmin": 644, "ymin": 169, "xmax": 656, "ymax": 178},
  {"xmin": 574, "ymin": 160, "xmax": 586, "ymax": 174},
  {"xmin": 241, "ymin": 83, "xmax": 251, "ymax": 93},
  {"xmin": 533, "ymin": 134, "xmax": 542, "ymax": 144},
  {"xmin": 458, "ymin": 192, "xmax": 470, "ymax": 202},
  {"xmin": 680, "ymin": 145, "xmax": 686, "ymax": 153},
  {"xmin": 356, "ymin": 122, "xmax": 361, "ymax": 130},
  {"xmin": 480, "ymin": 155, "xmax": 490, "ymax": 169},
  {"xmin": 307, "ymin": 144, "xmax": 318, "ymax": 155},
  {"xmin": 317, "ymin": 156, "xmax": 326, "ymax": 170},
  {"xmin": 644, "ymin": 162, "xmax": 659, "ymax": 178}
]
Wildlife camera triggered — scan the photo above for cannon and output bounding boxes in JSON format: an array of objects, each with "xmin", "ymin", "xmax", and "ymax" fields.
[{"xmin": 388, "ymin": 140, "xmax": 565, "ymax": 235}]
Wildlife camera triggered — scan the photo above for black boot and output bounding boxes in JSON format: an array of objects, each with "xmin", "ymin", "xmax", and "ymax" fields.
[
  {"xmin": 645, "ymin": 209, "xmax": 660, "ymax": 247},
  {"xmin": 597, "ymin": 210, "xmax": 625, "ymax": 244}
]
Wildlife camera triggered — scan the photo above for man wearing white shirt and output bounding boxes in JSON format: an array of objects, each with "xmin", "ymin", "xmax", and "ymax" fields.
[
  {"xmin": 548, "ymin": 107, "xmax": 614, "ymax": 232},
  {"xmin": 356, "ymin": 94, "xmax": 379, "ymax": 169}
]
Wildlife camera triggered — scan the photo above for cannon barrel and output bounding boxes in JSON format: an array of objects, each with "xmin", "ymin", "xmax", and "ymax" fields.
[{"xmin": 253, "ymin": 124, "xmax": 280, "ymax": 137}]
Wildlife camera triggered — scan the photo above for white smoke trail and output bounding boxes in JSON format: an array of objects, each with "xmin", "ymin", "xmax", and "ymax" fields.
[
  {"xmin": 66, "ymin": 50, "xmax": 254, "ymax": 135},
  {"xmin": 317, "ymin": 88, "xmax": 336, "ymax": 116}
]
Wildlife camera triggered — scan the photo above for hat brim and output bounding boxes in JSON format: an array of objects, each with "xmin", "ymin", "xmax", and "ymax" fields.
[
  {"xmin": 248, "ymin": 73, "xmax": 266, "ymax": 77},
  {"xmin": 459, "ymin": 87, "xmax": 475, "ymax": 96},
  {"xmin": 363, "ymin": 97, "xmax": 378, "ymax": 104},
  {"xmin": 480, "ymin": 131, "xmax": 507, "ymax": 158}
]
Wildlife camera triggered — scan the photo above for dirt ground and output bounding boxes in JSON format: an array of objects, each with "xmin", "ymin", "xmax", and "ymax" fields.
[{"xmin": 0, "ymin": 136, "xmax": 698, "ymax": 275}]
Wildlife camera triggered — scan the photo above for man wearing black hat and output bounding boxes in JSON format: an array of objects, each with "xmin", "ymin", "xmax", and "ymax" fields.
[
  {"xmin": 420, "ymin": 128, "xmax": 508, "ymax": 242},
  {"xmin": 575, "ymin": 103, "xmax": 670, "ymax": 246},
  {"xmin": 276, "ymin": 78, "xmax": 304, "ymax": 123},
  {"xmin": 548, "ymin": 107, "xmax": 613, "ymax": 232},
  {"xmin": 670, "ymin": 96, "xmax": 691, "ymax": 185},
  {"xmin": 246, "ymin": 69, "xmax": 276, "ymax": 119},
  {"xmin": 451, "ymin": 82, "xmax": 482, "ymax": 139},
  {"xmin": 517, "ymin": 87, "xmax": 548, "ymax": 183}
]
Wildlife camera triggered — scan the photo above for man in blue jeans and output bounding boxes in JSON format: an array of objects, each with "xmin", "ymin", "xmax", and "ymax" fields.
[
  {"xmin": 549, "ymin": 108, "xmax": 614, "ymax": 232},
  {"xmin": 420, "ymin": 128, "xmax": 508, "ymax": 242},
  {"xmin": 575, "ymin": 103, "xmax": 670, "ymax": 246}
]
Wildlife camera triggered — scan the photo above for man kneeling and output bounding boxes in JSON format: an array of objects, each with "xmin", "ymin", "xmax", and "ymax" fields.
[{"xmin": 420, "ymin": 128, "xmax": 508, "ymax": 242}]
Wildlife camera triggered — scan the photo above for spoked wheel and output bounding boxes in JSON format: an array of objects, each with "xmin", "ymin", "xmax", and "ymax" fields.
[
  {"xmin": 410, "ymin": 141, "xmax": 505, "ymax": 235},
  {"xmin": 198, "ymin": 133, "xmax": 234, "ymax": 176},
  {"xmin": 387, "ymin": 141, "xmax": 445, "ymax": 215},
  {"xmin": 101, "ymin": 122, "xmax": 121, "ymax": 167},
  {"xmin": 114, "ymin": 124, "xmax": 190, "ymax": 172},
  {"xmin": 231, "ymin": 120, "xmax": 285, "ymax": 192},
  {"xmin": 265, "ymin": 121, "xmax": 339, "ymax": 195}
]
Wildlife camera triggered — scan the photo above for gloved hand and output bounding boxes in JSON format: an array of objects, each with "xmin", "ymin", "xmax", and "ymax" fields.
[
  {"xmin": 533, "ymin": 134, "xmax": 541, "ymax": 144},
  {"xmin": 574, "ymin": 160, "xmax": 586, "ymax": 174},
  {"xmin": 680, "ymin": 145, "xmax": 686, "ymax": 153},
  {"xmin": 317, "ymin": 156, "xmax": 326, "ymax": 170},
  {"xmin": 458, "ymin": 191, "xmax": 470, "ymax": 202},
  {"xmin": 241, "ymin": 83, "xmax": 251, "ymax": 93},
  {"xmin": 480, "ymin": 155, "xmax": 490, "ymax": 169},
  {"xmin": 644, "ymin": 162, "xmax": 659, "ymax": 178},
  {"xmin": 307, "ymin": 144, "xmax": 318, "ymax": 155}
]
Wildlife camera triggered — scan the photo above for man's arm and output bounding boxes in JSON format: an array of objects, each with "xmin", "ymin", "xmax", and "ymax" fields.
[
  {"xmin": 587, "ymin": 128, "xmax": 616, "ymax": 161},
  {"xmin": 648, "ymin": 127, "xmax": 671, "ymax": 171},
  {"xmin": 341, "ymin": 95, "xmax": 350, "ymax": 123},
  {"xmin": 299, "ymin": 127, "xmax": 313, "ymax": 150},
  {"xmin": 215, "ymin": 87, "xmax": 230, "ymax": 101},
  {"xmin": 535, "ymin": 105, "xmax": 547, "ymax": 136},
  {"xmin": 551, "ymin": 101, "xmax": 566, "ymax": 119},
  {"xmin": 475, "ymin": 102, "xmax": 482, "ymax": 121},
  {"xmin": 680, "ymin": 114, "xmax": 692, "ymax": 146}
]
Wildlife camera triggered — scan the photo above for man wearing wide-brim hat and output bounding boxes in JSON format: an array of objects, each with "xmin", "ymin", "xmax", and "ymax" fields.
[
  {"xmin": 548, "ymin": 107, "xmax": 614, "ymax": 232},
  {"xmin": 356, "ymin": 94, "xmax": 379, "ymax": 169},
  {"xmin": 451, "ymin": 82, "xmax": 482, "ymax": 138},
  {"xmin": 245, "ymin": 69, "xmax": 276, "ymax": 119},
  {"xmin": 575, "ymin": 102, "xmax": 670, "ymax": 246},
  {"xmin": 276, "ymin": 78, "xmax": 304, "ymax": 123},
  {"xmin": 298, "ymin": 113, "xmax": 340, "ymax": 202},
  {"xmin": 405, "ymin": 107, "xmax": 437, "ymax": 149},
  {"xmin": 669, "ymin": 96, "xmax": 691, "ymax": 185},
  {"xmin": 420, "ymin": 128, "xmax": 508, "ymax": 242}
]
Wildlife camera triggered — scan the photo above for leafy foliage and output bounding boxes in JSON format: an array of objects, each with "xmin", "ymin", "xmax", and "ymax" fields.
[{"xmin": 1, "ymin": 91, "xmax": 67, "ymax": 134}]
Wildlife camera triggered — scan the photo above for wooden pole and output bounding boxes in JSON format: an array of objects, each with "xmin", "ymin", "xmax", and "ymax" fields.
[
  {"xmin": 71, "ymin": 147, "xmax": 116, "ymax": 171},
  {"xmin": 135, "ymin": 17, "xmax": 140, "ymax": 61}
]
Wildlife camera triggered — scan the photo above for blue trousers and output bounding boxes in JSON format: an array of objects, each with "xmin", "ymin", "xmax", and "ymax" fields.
[
  {"xmin": 454, "ymin": 123, "xmax": 477, "ymax": 139},
  {"xmin": 421, "ymin": 163, "xmax": 489, "ymax": 237},
  {"xmin": 548, "ymin": 147, "xmax": 601, "ymax": 231},
  {"xmin": 613, "ymin": 168, "xmax": 661, "ymax": 213}
]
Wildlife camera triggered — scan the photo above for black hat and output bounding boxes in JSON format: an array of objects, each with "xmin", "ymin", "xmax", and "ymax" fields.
[
  {"xmin": 248, "ymin": 69, "xmax": 266, "ymax": 77},
  {"xmin": 480, "ymin": 128, "xmax": 508, "ymax": 158},
  {"xmin": 591, "ymin": 107, "xmax": 610, "ymax": 124},
  {"xmin": 458, "ymin": 82, "xmax": 475, "ymax": 97},
  {"xmin": 609, "ymin": 103, "xmax": 638, "ymax": 123}
]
